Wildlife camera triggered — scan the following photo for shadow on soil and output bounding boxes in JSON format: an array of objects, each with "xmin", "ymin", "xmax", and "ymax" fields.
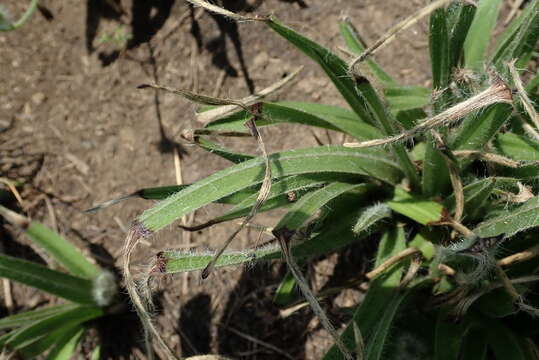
[{"xmin": 177, "ymin": 264, "xmax": 312, "ymax": 359}]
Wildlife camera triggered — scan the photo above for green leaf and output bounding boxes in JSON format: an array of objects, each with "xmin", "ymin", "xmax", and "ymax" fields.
[
  {"xmin": 430, "ymin": 7, "xmax": 450, "ymax": 89},
  {"xmin": 0, "ymin": 205, "xmax": 100, "ymax": 278},
  {"xmin": 338, "ymin": 19, "xmax": 395, "ymax": 85},
  {"xmin": 353, "ymin": 77, "xmax": 420, "ymax": 189},
  {"xmin": 422, "ymin": 139, "xmax": 451, "ymax": 198},
  {"xmin": 447, "ymin": 2, "xmax": 477, "ymax": 69},
  {"xmin": 434, "ymin": 312, "xmax": 469, "ymax": 360},
  {"xmin": 86, "ymin": 183, "xmax": 266, "ymax": 213},
  {"xmin": 289, "ymin": 190, "xmax": 381, "ymax": 258},
  {"xmin": 215, "ymin": 173, "xmax": 349, "ymax": 224},
  {"xmin": 25, "ymin": 222, "xmax": 100, "ymax": 278},
  {"xmin": 275, "ymin": 182, "xmax": 363, "ymax": 231},
  {"xmin": 463, "ymin": 0, "xmax": 503, "ymax": 70},
  {"xmin": 526, "ymin": 70, "xmax": 539, "ymax": 93},
  {"xmin": 388, "ymin": 187, "xmax": 444, "ymax": 225},
  {"xmin": 384, "ymin": 86, "xmax": 431, "ymax": 113},
  {"xmin": 194, "ymin": 137, "xmax": 254, "ymax": 163},
  {"xmin": 442, "ymin": 177, "xmax": 517, "ymax": 220},
  {"xmin": 0, "ymin": 304, "xmax": 79, "ymax": 330},
  {"xmin": 0, "ymin": 0, "xmax": 37, "ymax": 32},
  {"xmin": 495, "ymin": 132, "xmax": 539, "ymax": 161},
  {"xmin": 490, "ymin": 0, "xmax": 539, "ymax": 68},
  {"xmin": 474, "ymin": 196, "xmax": 539, "ymax": 238},
  {"xmin": 323, "ymin": 226, "xmax": 407, "ymax": 360},
  {"xmin": 424, "ymin": 12, "xmax": 452, "ymax": 198},
  {"xmin": 205, "ymin": 101, "xmax": 383, "ymax": 141},
  {"xmin": 91, "ymin": 344, "xmax": 101, "ymax": 360},
  {"xmin": 475, "ymin": 288, "xmax": 515, "ymax": 318},
  {"xmin": 163, "ymin": 188, "xmax": 378, "ymax": 274},
  {"xmin": 423, "ymin": 7, "xmax": 453, "ymax": 198},
  {"xmin": 140, "ymin": 184, "xmax": 260, "ymax": 205},
  {"xmin": 4, "ymin": 306, "xmax": 101, "ymax": 350},
  {"xmin": 409, "ymin": 231, "xmax": 435, "ymax": 260},
  {"xmin": 16, "ymin": 324, "xmax": 82, "ymax": 359},
  {"xmin": 265, "ymin": 17, "xmax": 372, "ymax": 122},
  {"xmin": 45, "ymin": 326, "xmax": 84, "ymax": 360},
  {"xmin": 352, "ymin": 203, "xmax": 391, "ymax": 234},
  {"xmin": 137, "ymin": 185, "xmax": 189, "ymax": 200},
  {"xmin": 484, "ymin": 319, "xmax": 527, "ymax": 360},
  {"xmin": 450, "ymin": 103, "xmax": 513, "ymax": 151},
  {"xmin": 460, "ymin": 328, "xmax": 487, "ymax": 360},
  {"xmin": 139, "ymin": 145, "xmax": 403, "ymax": 232},
  {"xmin": 273, "ymin": 271, "xmax": 297, "ymax": 306},
  {"xmin": 0, "ymin": 254, "xmax": 96, "ymax": 304}
]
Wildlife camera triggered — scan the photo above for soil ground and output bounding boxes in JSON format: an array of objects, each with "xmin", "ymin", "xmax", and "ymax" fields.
[{"xmin": 0, "ymin": 0, "xmax": 497, "ymax": 358}]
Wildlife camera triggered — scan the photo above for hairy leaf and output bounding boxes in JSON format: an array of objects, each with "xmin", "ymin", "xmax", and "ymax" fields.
[
  {"xmin": 139, "ymin": 146, "xmax": 403, "ymax": 232},
  {"xmin": 205, "ymin": 101, "xmax": 383, "ymax": 141},
  {"xmin": 339, "ymin": 19, "xmax": 395, "ymax": 85},
  {"xmin": 474, "ymin": 196, "xmax": 539, "ymax": 237},
  {"xmin": 266, "ymin": 17, "xmax": 373, "ymax": 122}
]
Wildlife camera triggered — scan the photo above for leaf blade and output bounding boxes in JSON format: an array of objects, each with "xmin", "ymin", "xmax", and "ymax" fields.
[
  {"xmin": 473, "ymin": 196, "xmax": 539, "ymax": 238},
  {"xmin": 463, "ymin": 0, "xmax": 503, "ymax": 70},
  {"xmin": 322, "ymin": 226, "xmax": 408, "ymax": 359},
  {"xmin": 0, "ymin": 254, "xmax": 96, "ymax": 304},
  {"xmin": 139, "ymin": 146, "xmax": 404, "ymax": 232},
  {"xmin": 265, "ymin": 17, "xmax": 372, "ymax": 122}
]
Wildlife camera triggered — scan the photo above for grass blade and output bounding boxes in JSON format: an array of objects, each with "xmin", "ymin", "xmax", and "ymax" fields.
[
  {"xmin": 443, "ymin": 177, "xmax": 501, "ymax": 220},
  {"xmin": 365, "ymin": 290, "xmax": 408, "ymax": 360},
  {"xmin": 422, "ymin": 139, "xmax": 451, "ymax": 197},
  {"xmin": 5, "ymin": 306, "xmax": 101, "ymax": 350},
  {"xmin": 138, "ymin": 145, "xmax": 403, "ymax": 233},
  {"xmin": 425, "ymin": 8, "xmax": 453, "ymax": 198},
  {"xmin": 495, "ymin": 132, "xmax": 539, "ymax": 160},
  {"xmin": 474, "ymin": 196, "xmax": 539, "ymax": 237},
  {"xmin": 273, "ymin": 271, "xmax": 297, "ymax": 306},
  {"xmin": 448, "ymin": 2, "xmax": 477, "ymax": 69},
  {"xmin": 86, "ymin": 183, "xmax": 262, "ymax": 213},
  {"xmin": 265, "ymin": 17, "xmax": 372, "ymax": 122},
  {"xmin": 0, "ymin": 254, "xmax": 96, "ymax": 304},
  {"xmin": 45, "ymin": 326, "xmax": 84, "ymax": 360},
  {"xmin": 91, "ymin": 344, "xmax": 101, "ymax": 360},
  {"xmin": 463, "ymin": 0, "xmax": 503, "ymax": 70},
  {"xmin": 388, "ymin": 187, "xmax": 444, "ymax": 225},
  {"xmin": 339, "ymin": 18, "xmax": 395, "ymax": 85},
  {"xmin": 352, "ymin": 77, "xmax": 420, "ymax": 189},
  {"xmin": 450, "ymin": 103, "xmax": 513, "ymax": 151},
  {"xmin": 0, "ymin": 304, "xmax": 79, "ymax": 330},
  {"xmin": 484, "ymin": 318, "xmax": 527, "ymax": 360},
  {"xmin": 191, "ymin": 136, "xmax": 254, "ymax": 163},
  {"xmin": 460, "ymin": 328, "xmax": 487, "ymax": 360},
  {"xmin": 161, "ymin": 188, "xmax": 379, "ymax": 274},
  {"xmin": 322, "ymin": 225, "xmax": 407, "ymax": 359},
  {"xmin": 384, "ymin": 86, "xmax": 431, "ymax": 113},
  {"xmin": 0, "ymin": 206, "xmax": 100, "ymax": 278},
  {"xmin": 205, "ymin": 101, "xmax": 383, "ymax": 141},
  {"xmin": 275, "ymin": 182, "xmax": 363, "ymax": 231},
  {"xmin": 434, "ymin": 312, "xmax": 469, "ymax": 360},
  {"xmin": 430, "ymin": 7, "xmax": 450, "ymax": 89},
  {"xmin": 214, "ymin": 173, "xmax": 354, "ymax": 224},
  {"xmin": 16, "ymin": 324, "xmax": 81, "ymax": 359},
  {"xmin": 525, "ymin": 70, "xmax": 539, "ymax": 93},
  {"xmin": 490, "ymin": 0, "xmax": 539, "ymax": 68}
]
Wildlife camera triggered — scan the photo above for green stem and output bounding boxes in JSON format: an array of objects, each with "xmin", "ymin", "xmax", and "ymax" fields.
[{"xmin": 2, "ymin": 0, "xmax": 38, "ymax": 31}]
